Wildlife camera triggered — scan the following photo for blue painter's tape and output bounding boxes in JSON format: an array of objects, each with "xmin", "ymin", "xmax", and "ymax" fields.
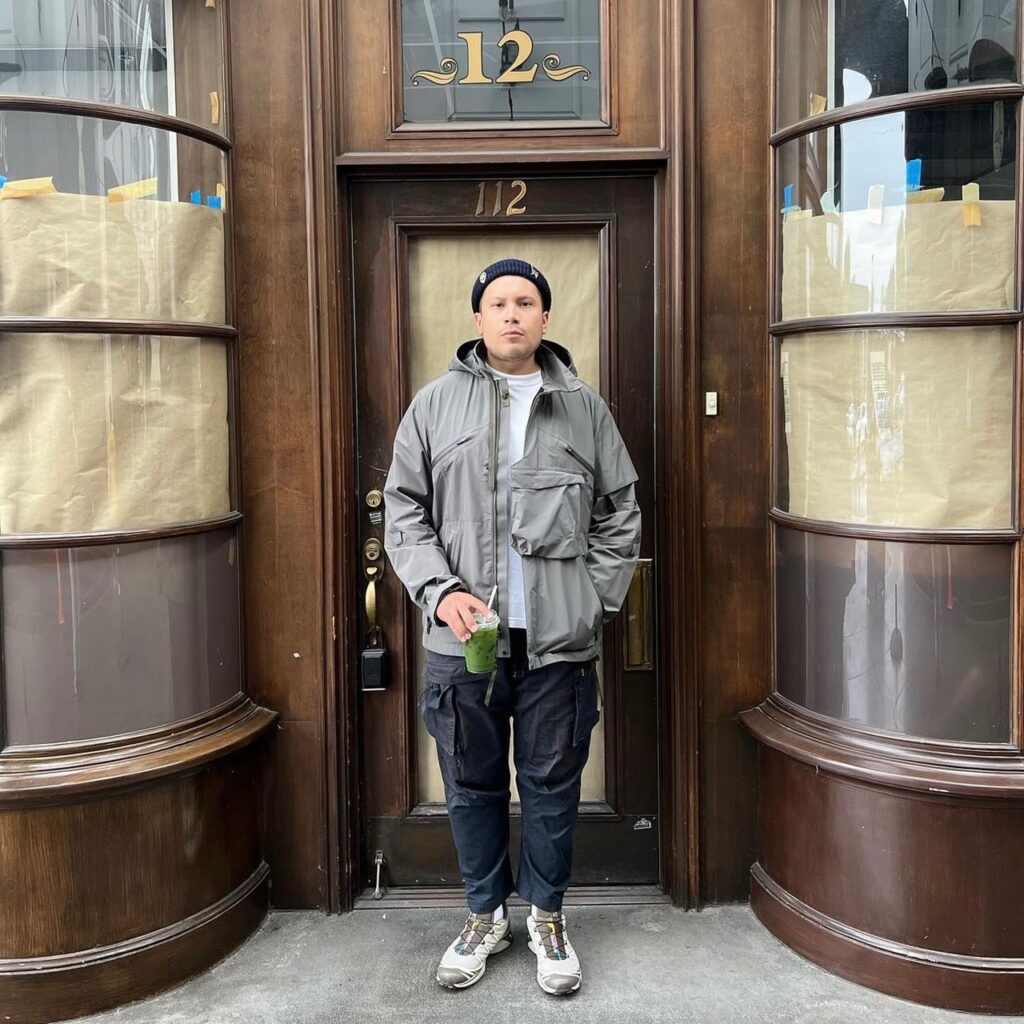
[
  {"xmin": 783, "ymin": 184, "xmax": 794, "ymax": 208},
  {"xmin": 190, "ymin": 189, "xmax": 202, "ymax": 204},
  {"xmin": 206, "ymin": 195, "xmax": 222, "ymax": 209},
  {"xmin": 906, "ymin": 158, "xmax": 922, "ymax": 191},
  {"xmin": 0, "ymin": 175, "xmax": 7, "ymax": 189}
]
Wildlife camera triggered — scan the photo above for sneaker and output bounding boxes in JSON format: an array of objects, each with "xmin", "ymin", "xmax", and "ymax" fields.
[
  {"xmin": 526, "ymin": 909, "xmax": 582, "ymax": 995},
  {"xmin": 436, "ymin": 907, "xmax": 512, "ymax": 989}
]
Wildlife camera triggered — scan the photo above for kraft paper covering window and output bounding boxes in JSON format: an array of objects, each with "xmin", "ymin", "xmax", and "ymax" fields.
[
  {"xmin": 406, "ymin": 232, "xmax": 606, "ymax": 804},
  {"xmin": 0, "ymin": 334, "xmax": 230, "ymax": 535},
  {"xmin": 780, "ymin": 328, "xmax": 1013, "ymax": 530},
  {"xmin": 775, "ymin": 526, "xmax": 1011, "ymax": 743},
  {"xmin": 0, "ymin": 193, "xmax": 226, "ymax": 322},
  {"xmin": 781, "ymin": 201, "xmax": 1016, "ymax": 318}
]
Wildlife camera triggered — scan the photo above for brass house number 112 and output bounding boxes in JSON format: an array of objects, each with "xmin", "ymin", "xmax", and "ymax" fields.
[{"xmin": 412, "ymin": 30, "xmax": 592, "ymax": 86}]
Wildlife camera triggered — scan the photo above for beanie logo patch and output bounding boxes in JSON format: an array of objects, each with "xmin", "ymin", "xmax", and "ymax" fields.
[{"xmin": 479, "ymin": 272, "xmax": 487, "ymax": 284}]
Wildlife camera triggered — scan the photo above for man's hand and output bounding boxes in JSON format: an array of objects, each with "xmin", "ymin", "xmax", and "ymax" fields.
[{"xmin": 437, "ymin": 591, "xmax": 491, "ymax": 642}]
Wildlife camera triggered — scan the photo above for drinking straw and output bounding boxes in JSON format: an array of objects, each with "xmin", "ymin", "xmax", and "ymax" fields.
[{"xmin": 486, "ymin": 585, "xmax": 497, "ymax": 612}]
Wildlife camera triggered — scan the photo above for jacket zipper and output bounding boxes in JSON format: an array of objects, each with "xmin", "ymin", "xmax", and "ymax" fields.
[
  {"xmin": 564, "ymin": 443, "xmax": 595, "ymax": 475},
  {"xmin": 491, "ymin": 378, "xmax": 500, "ymax": 612}
]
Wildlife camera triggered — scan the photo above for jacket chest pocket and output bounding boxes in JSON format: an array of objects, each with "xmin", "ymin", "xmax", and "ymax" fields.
[{"xmin": 509, "ymin": 467, "xmax": 587, "ymax": 559}]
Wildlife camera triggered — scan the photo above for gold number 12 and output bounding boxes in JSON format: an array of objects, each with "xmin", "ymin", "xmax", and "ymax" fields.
[{"xmin": 458, "ymin": 31, "xmax": 539, "ymax": 84}]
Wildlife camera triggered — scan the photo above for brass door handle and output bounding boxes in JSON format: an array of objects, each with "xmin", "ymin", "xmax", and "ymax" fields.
[{"xmin": 625, "ymin": 559, "xmax": 653, "ymax": 671}]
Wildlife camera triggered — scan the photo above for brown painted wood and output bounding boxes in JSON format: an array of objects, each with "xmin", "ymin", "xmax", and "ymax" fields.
[
  {"xmin": 770, "ymin": 81, "xmax": 1024, "ymax": 147},
  {"xmin": 768, "ymin": 509, "xmax": 1019, "ymax": 544},
  {"xmin": 751, "ymin": 746, "xmax": 1024, "ymax": 1012},
  {"xmin": 0, "ymin": 512, "xmax": 243, "ymax": 550},
  {"xmin": 771, "ymin": 310, "xmax": 1021, "ymax": 334},
  {"xmin": 0, "ymin": 94, "xmax": 231, "ymax": 152},
  {"xmin": 0, "ymin": 699, "xmax": 274, "ymax": 804},
  {"xmin": 229, "ymin": 0, "xmax": 330, "ymax": 909},
  {"xmin": 349, "ymin": 173, "xmax": 660, "ymax": 887},
  {"xmin": 337, "ymin": 0, "xmax": 663, "ymax": 159},
  {"xmin": 694, "ymin": 0, "xmax": 771, "ymax": 904},
  {"xmin": 0, "ymin": 318, "xmax": 237, "ymax": 337}
]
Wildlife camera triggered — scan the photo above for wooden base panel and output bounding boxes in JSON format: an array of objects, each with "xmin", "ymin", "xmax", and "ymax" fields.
[
  {"xmin": 0, "ymin": 866, "xmax": 269, "ymax": 1024},
  {"xmin": 752, "ymin": 865, "xmax": 1024, "ymax": 1014}
]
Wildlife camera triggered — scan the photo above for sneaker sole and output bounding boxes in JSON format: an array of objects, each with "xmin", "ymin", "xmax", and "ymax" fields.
[{"xmin": 436, "ymin": 934, "xmax": 513, "ymax": 990}]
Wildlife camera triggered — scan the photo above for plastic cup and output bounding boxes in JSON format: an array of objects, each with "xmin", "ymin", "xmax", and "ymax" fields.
[{"xmin": 464, "ymin": 610, "xmax": 500, "ymax": 674}]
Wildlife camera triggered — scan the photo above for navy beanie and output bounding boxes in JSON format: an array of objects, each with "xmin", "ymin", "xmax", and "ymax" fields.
[{"xmin": 471, "ymin": 258, "xmax": 552, "ymax": 313}]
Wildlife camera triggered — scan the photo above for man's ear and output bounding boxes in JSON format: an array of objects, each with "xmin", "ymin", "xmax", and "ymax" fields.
[
  {"xmin": 542, "ymin": 310, "xmax": 550, "ymax": 333},
  {"xmin": 474, "ymin": 311, "xmax": 484, "ymax": 332}
]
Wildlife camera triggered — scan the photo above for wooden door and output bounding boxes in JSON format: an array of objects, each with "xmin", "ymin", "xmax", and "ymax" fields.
[{"xmin": 351, "ymin": 172, "xmax": 659, "ymax": 895}]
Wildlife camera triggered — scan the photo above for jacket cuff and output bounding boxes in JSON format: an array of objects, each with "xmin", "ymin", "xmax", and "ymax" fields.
[{"xmin": 429, "ymin": 579, "xmax": 465, "ymax": 626}]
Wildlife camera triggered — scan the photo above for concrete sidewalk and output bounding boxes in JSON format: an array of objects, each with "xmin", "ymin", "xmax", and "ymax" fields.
[{"xmin": 74, "ymin": 905, "xmax": 1010, "ymax": 1024}]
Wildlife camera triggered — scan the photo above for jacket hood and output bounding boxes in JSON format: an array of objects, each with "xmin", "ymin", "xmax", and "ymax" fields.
[{"xmin": 450, "ymin": 338, "xmax": 582, "ymax": 392}]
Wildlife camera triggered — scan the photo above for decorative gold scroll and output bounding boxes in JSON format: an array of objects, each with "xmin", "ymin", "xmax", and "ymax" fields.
[
  {"xmin": 542, "ymin": 54, "xmax": 591, "ymax": 81},
  {"xmin": 411, "ymin": 58, "xmax": 459, "ymax": 86}
]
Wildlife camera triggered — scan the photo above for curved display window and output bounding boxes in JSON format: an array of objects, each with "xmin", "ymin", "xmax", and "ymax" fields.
[
  {"xmin": 0, "ymin": 333, "xmax": 230, "ymax": 535},
  {"xmin": 777, "ymin": 0, "xmax": 1019, "ymax": 129},
  {"xmin": 1, "ymin": 528, "xmax": 241, "ymax": 746},
  {"xmin": 777, "ymin": 102, "xmax": 1017, "ymax": 320},
  {"xmin": 775, "ymin": 525, "xmax": 1012, "ymax": 743},
  {"xmin": 0, "ymin": 0, "xmax": 228, "ymax": 134},
  {"xmin": 776, "ymin": 326, "xmax": 1015, "ymax": 530},
  {"xmin": 0, "ymin": 110, "xmax": 227, "ymax": 322}
]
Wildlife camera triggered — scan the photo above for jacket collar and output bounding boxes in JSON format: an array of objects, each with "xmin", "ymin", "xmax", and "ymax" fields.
[{"xmin": 450, "ymin": 338, "xmax": 583, "ymax": 393}]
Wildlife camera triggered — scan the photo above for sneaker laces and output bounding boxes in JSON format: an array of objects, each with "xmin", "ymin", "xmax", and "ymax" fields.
[
  {"xmin": 534, "ymin": 913, "xmax": 570, "ymax": 962},
  {"xmin": 454, "ymin": 913, "xmax": 497, "ymax": 956}
]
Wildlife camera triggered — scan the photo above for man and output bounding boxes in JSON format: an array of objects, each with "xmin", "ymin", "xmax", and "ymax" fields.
[{"xmin": 384, "ymin": 258, "xmax": 640, "ymax": 995}]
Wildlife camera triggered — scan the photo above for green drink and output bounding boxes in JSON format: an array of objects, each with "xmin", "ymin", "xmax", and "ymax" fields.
[{"xmin": 464, "ymin": 611, "xmax": 500, "ymax": 674}]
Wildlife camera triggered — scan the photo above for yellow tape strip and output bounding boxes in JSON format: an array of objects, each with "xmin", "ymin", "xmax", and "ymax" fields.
[
  {"xmin": 0, "ymin": 176, "xmax": 56, "ymax": 200},
  {"xmin": 210, "ymin": 90, "xmax": 221, "ymax": 126},
  {"xmin": 962, "ymin": 182, "xmax": 981, "ymax": 226},
  {"xmin": 206, "ymin": 0, "xmax": 216, "ymax": 7},
  {"xmin": 216, "ymin": 181, "xmax": 227, "ymax": 210},
  {"xmin": 107, "ymin": 177, "xmax": 158, "ymax": 203},
  {"xmin": 809, "ymin": 93, "xmax": 827, "ymax": 117}
]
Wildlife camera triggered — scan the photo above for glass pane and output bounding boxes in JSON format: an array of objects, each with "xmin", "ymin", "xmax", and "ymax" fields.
[
  {"xmin": 775, "ymin": 526, "xmax": 1012, "ymax": 743},
  {"xmin": 0, "ymin": 333, "xmax": 230, "ymax": 535},
  {"xmin": 0, "ymin": 110, "xmax": 226, "ymax": 322},
  {"xmin": 401, "ymin": 0, "xmax": 602, "ymax": 125},
  {"xmin": 776, "ymin": 327, "xmax": 1014, "ymax": 529},
  {"xmin": 407, "ymin": 231, "xmax": 606, "ymax": 803},
  {"xmin": 0, "ymin": 0, "xmax": 228, "ymax": 134},
  {"xmin": 778, "ymin": 103, "xmax": 1017, "ymax": 319},
  {"xmin": 777, "ymin": 0, "xmax": 1018, "ymax": 129},
  {"xmin": 2, "ymin": 528, "xmax": 241, "ymax": 746}
]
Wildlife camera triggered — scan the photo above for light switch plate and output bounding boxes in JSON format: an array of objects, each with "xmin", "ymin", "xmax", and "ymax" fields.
[{"xmin": 705, "ymin": 391, "xmax": 719, "ymax": 416}]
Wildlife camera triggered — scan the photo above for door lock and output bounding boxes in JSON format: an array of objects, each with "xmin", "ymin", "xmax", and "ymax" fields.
[
  {"xmin": 364, "ymin": 538, "xmax": 382, "ymax": 562},
  {"xmin": 366, "ymin": 489, "xmax": 383, "ymax": 508}
]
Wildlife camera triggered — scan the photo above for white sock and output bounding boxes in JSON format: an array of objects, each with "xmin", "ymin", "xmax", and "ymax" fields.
[
  {"xmin": 532, "ymin": 904, "xmax": 548, "ymax": 918},
  {"xmin": 492, "ymin": 903, "xmax": 505, "ymax": 922}
]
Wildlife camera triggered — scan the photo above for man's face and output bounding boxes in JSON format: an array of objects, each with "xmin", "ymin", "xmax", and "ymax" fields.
[{"xmin": 474, "ymin": 276, "xmax": 549, "ymax": 371}]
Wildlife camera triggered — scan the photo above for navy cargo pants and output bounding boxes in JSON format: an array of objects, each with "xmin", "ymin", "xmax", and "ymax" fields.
[{"xmin": 421, "ymin": 628, "xmax": 600, "ymax": 914}]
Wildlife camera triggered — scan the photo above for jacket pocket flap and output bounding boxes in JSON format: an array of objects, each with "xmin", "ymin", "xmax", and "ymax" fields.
[{"xmin": 511, "ymin": 466, "xmax": 585, "ymax": 490}]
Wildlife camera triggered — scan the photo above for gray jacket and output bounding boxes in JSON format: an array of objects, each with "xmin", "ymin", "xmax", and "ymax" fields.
[{"xmin": 384, "ymin": 339, "xmax": 640, "ymax": 669}]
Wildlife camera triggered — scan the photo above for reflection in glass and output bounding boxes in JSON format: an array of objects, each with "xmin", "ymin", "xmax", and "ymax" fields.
[
  {"xmin": 775, "ymin": 527, "xmax": 1011, "ymax": 743},
  {"xmin": 776, "ymin": 328, "xmax": 1014, "ymax": 529},
  {"xmin": 777, "ymin": 0, "xmax": 1018, "ymax": 128},
  {"xmin": 0, "ymin": 111, "xmax": 226, "ymax": 321},
  {"xmin": 2, "ymin": 529, "xmax": 241, "ymax": 746},
  {"xmin": 0, "ymin": 0, "xmax": 227, "ymax": 133},
  {"xmin": 401, "ymin": 0, "xmax": 601, "ymax": 125},
  {"xmin": 0, "ymin": 334, "xmax": 230, "ymax": 535},
  {"xmin": 778, "ymin": 103, "xmax": 1017, "ymax": 319}
]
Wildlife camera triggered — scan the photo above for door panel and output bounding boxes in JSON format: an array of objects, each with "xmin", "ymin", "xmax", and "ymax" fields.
[{"xmin": 351, "ymin": 174, "xmax": 658, "ymax": 889}]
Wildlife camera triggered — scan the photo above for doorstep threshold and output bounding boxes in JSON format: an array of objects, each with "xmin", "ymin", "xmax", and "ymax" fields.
[{"xmin": 354, "ymin": 884, "xmax": 670, "ymax": 910}]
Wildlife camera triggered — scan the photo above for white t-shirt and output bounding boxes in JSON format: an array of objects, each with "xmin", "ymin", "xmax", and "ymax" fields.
[{"xmin": 490, "ymin": 367, "xmax": 543, "ymax": 629}]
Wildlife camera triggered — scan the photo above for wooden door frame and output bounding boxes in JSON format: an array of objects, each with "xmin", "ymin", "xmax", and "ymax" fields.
[{"xmin": 302, "ymin": 0, "xmax": 702, "ymax": 912}]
